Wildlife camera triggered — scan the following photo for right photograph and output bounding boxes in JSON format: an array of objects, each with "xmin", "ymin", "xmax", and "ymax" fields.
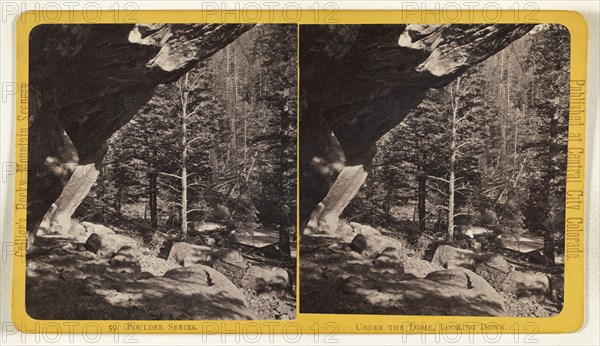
[{"xmin": 299, "ymin": 24, "xmax": 570, "ymax": 317}]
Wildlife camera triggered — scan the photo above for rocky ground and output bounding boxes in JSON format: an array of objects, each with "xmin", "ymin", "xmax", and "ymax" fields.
[
  {"xmin": 300, "ymin": 221, "xmax": 563, "ymax": 317},
  {"xmin": 26, "ymin": 220, "xmax": 296, "ymax": 320}
]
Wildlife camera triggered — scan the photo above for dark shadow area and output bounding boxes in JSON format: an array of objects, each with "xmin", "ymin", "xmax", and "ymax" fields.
[
  {"xmin": 300, "ymin": 234, "xmax": 506, "ymax": 316},
  {"xmin": 26, "ymin": 236, "xmax": 254, "ymax": 320}
]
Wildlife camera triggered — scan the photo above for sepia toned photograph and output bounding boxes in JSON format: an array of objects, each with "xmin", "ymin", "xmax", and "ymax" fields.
[
  {"xmin": 25, "ymin": 23, "xmax": 297, "ymax": 321},
  {"xmin": 299, "ymin": 24, "xmax": 570, "ymax": 317}
]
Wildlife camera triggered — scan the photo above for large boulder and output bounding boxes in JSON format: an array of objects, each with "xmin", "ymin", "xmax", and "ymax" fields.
[
  {"xmin": 326, "ymin": 220, "xmax": 383, "ymax": 238},
  {"xmin": 64, "ymin": 221, "xmax": 116, "ymax": 240},
  {"xmin": 334, "ymin": 219, "xmax": 356, "ymax": 237},
  {"xmin": 67, "ymin": 221, "xmax": 87, "ymax": 237},
  {"xmin": 108, "ymin": 246, "xmax": 141, "ymax": 275},
  {"xmin": 84, "ymin": 233, "xmax": 137, "ymax": 257},
  {"xmin": 422, "ymin": 268, "xmax": 507, "ymax": 316},
  {"xmin": 81, "ymin": 222, "xmax": 115, "ymax": 236},
  {"xmin": 242, "ymin": 266, "xmax": 291, "ymax": 296},
  {"xmin": 373, "ymin": 247, "xmax": 404, "ymax": 270},
  {"xmin": 501, "ymin": 269, "xmax": 551, "ymax": 301},
  {"xmin": 431, "ymin": 244, "xmax": 476, "ymax": 269},
  {"xmin": 153, "ymin": 265, "xmax": 255, "ymax": 320},
  {"xmin": 348, "ymin": 222, "xmax": 382, "ymax": 236},
  {"xmin": 404, "ymin": 257, "xmax": 443, "ymax": 278},
  {"xmin": 167, "ymin": 242, "xmax": 213, "ymax": 267},
  {"xmin": 349, "ymin": 233, "xmax": 404, "ymax": 259}
]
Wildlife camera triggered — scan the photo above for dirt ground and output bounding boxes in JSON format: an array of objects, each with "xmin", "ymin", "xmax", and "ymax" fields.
[
  {"xmin": 26, "ymin": 221, "xmax": 296, "ymax": 321},
  {"xmin": 300, "ymin": 224, "xmax": 563, "ymax": 317}
]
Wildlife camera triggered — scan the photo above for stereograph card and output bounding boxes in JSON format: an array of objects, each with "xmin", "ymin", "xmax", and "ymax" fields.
[{"xmin": 3, "ymin": 5, "xmax": 590, "ymax": 339}]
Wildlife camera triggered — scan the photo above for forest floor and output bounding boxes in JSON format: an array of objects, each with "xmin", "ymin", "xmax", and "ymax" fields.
[
  {"xmin": 26, "ymin": 218, "xmax": 296, "ymax": 321},
  {"xmin": 300, "ymin": 221, "xmax": 563, "ymax": 317}
]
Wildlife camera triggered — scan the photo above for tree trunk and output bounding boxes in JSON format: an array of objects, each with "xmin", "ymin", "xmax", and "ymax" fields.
[
  {"xmin": 115, "ymin": 185, "xmax": 123, "ymax": 216},
  {"xmin": 168, "ymin": 204, "xmax": 175, "ymax": 227},
  {"xmin": 418, "ymin": 170, "xmax": 426, "ymax": 233},
  {"xmin": 543, "ymin": 229, "xmax": 555, "ymax": 264},
  {"xmin": 180, "ymin": 74, "xmax": 189, "ymax": 237},
  {"xmin": 385, "ymin": 187, "xmax": 392, "ymax": 217},
  {"xmin": 543, "ymin": 118, "xmax": 558, "ymax": 264},
  {"xmin": 447, "ymin": 78, "xmax": 460, "ymax": 240},
  {"xmin": 279, "ymin": 226, "xmax": 291, "ymax": 258},
  {"xmin": 149, "ymin": 170, "xmax": 158, "ymax": 228},
  {"xmin": 278, "ymin": 106, "xmax": 291, "ymax": 257}
]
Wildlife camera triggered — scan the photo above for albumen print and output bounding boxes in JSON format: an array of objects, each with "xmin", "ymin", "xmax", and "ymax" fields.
[
  {"xmin": 25, "ymin": 23, "xmax": 297, "ymax": 321},
  {"xmin": 300, "ymin": 24, "xmax": 570, "ymax": 317}
]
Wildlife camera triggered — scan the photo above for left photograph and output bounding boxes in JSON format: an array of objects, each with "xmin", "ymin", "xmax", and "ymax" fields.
[{"xmin": 25, "ymin": 24, "xmax": 297, "ymax": 320}]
